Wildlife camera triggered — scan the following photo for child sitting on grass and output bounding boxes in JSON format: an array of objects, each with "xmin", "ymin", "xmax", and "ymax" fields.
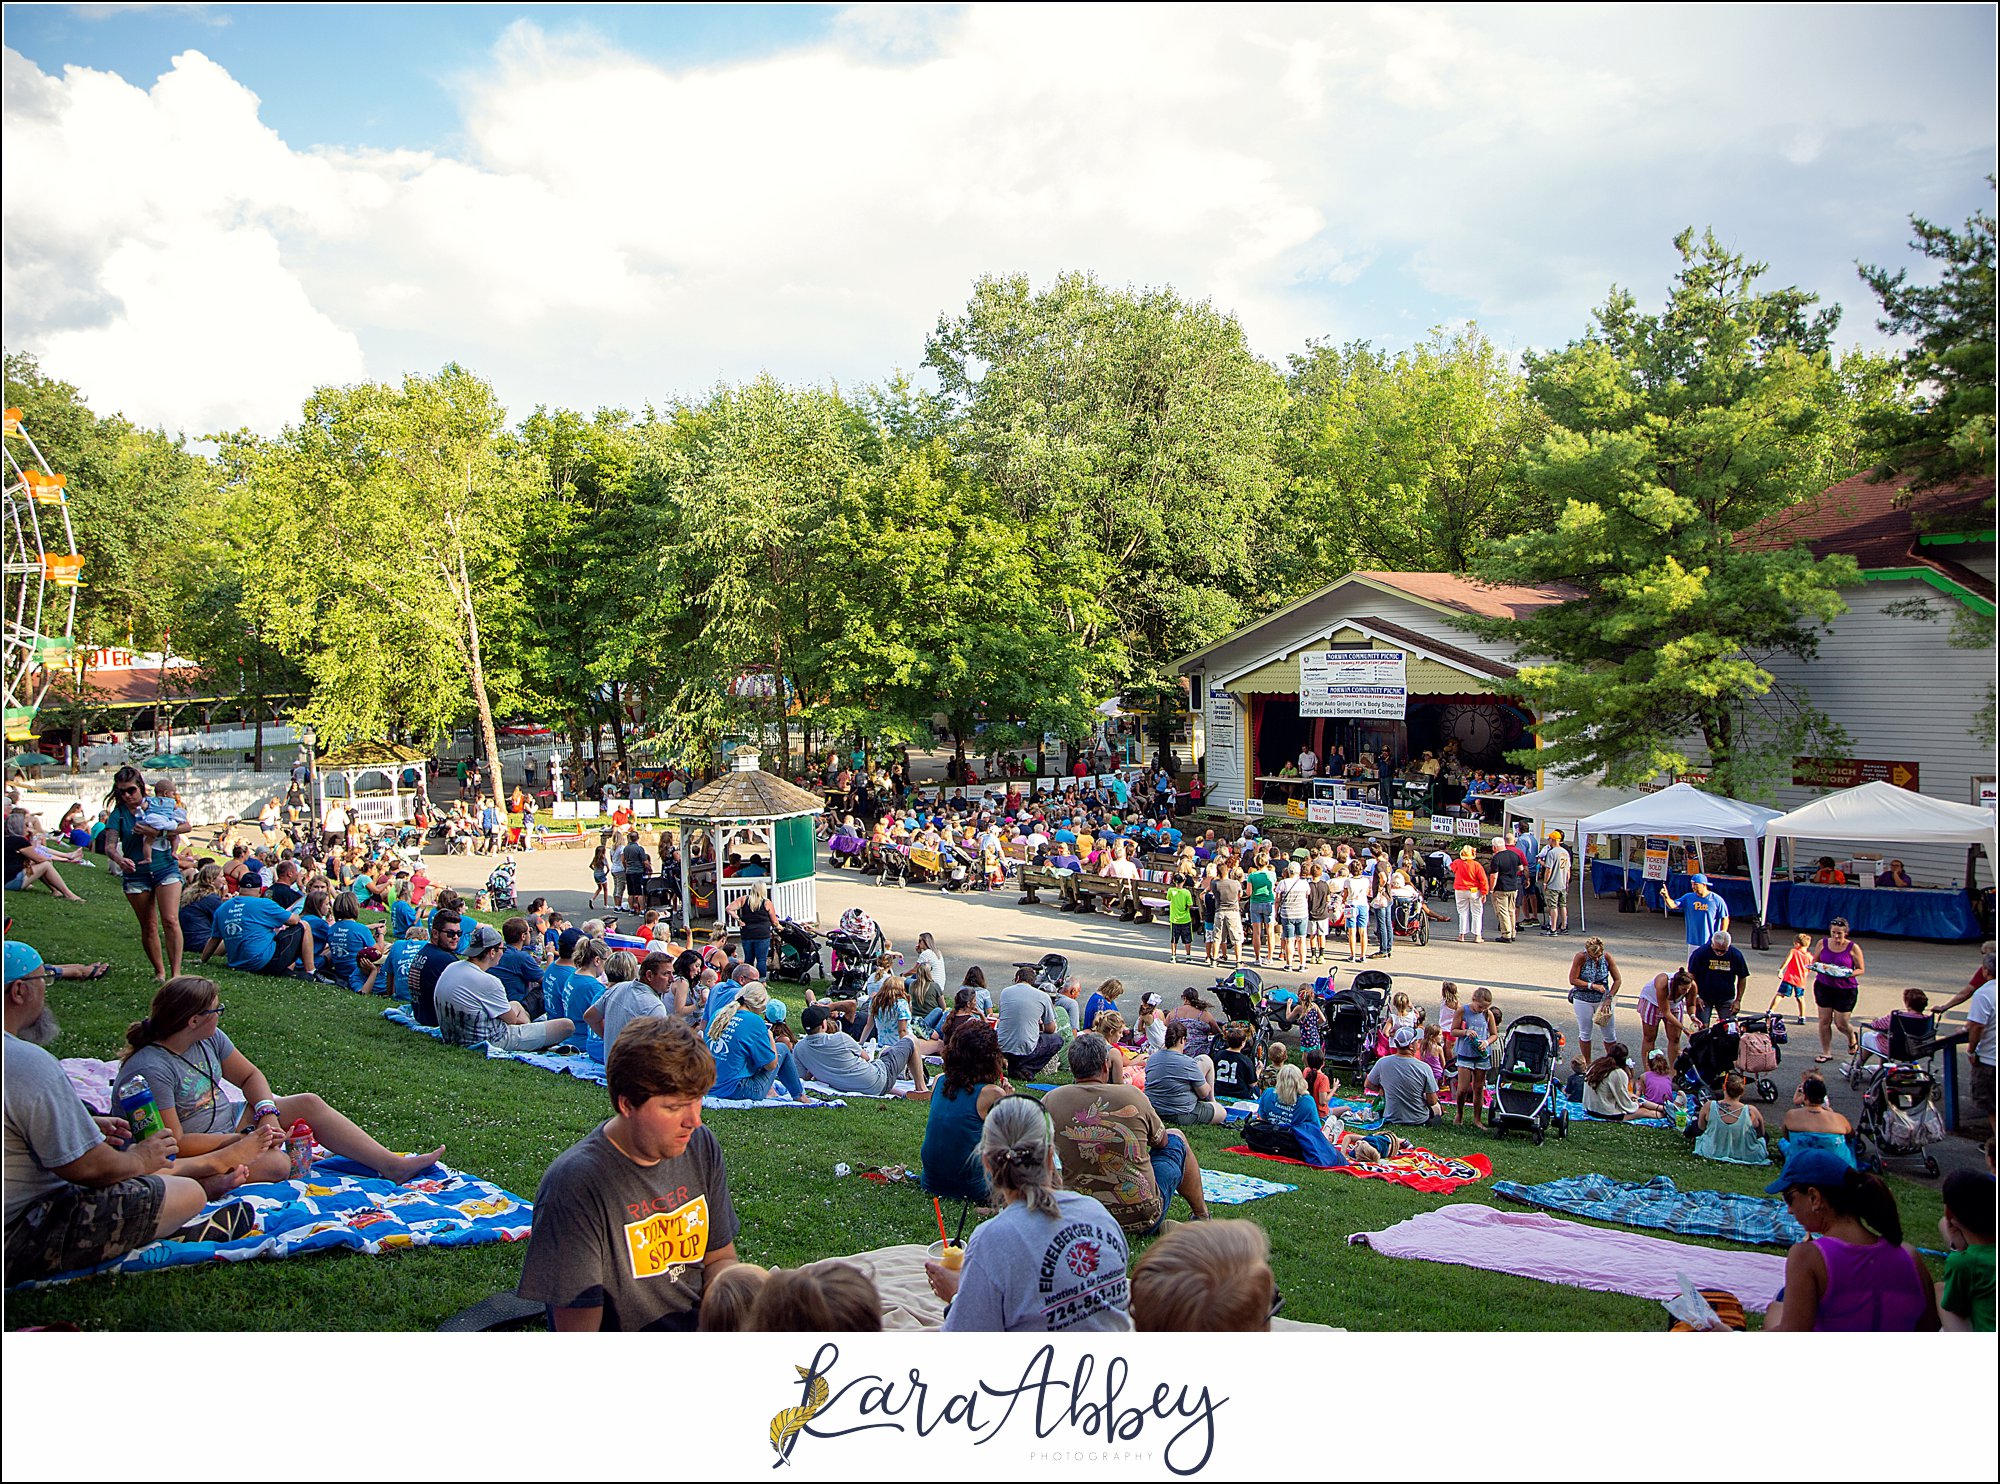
[
  {"xmin": 1640, "ymin": 1049, "xmax": 1675, "ymax": 1105},
  {"xmin": 1937, "ymin": 1170, "xmax": 1995, "ymax": 1333},
  {"xmin": 1213, "ymin": 1022, "xmax": 1259, "ymax": 1102},
  {"xmin": 1258, "ymin": 1040, "xmax": 1290, "ymax": 1091}
]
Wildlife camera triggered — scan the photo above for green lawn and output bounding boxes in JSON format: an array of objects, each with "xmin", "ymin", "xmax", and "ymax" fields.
[{"xmin": 4, "ymin": 866, "xmax": 1947, "ymax": 1331}]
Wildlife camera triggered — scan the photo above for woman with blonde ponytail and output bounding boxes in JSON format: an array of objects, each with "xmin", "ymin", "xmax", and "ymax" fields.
[
  {"xmin": 704, "ymin": 981, "xmax": 804, "ymax": 1102},
  {"xmin": 925, "ymin": 1093, "xmax": 1134, "ymax": 1332}
]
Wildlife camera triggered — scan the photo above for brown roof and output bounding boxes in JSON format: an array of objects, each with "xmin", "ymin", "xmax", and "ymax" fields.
[
  {"xmin": 1352, "ymin": 571, "xmax": 1584, "ymax": 620},
  {"xmin": 1350, "ymin": 613, "xmax": 1516, "ymax": 678},
  {"xmin": 319, "ymin": 742, "xmax": 433, "ymax": 768},
  {"xmin": 665, "ymin": 768, "xmax": 825, "ymax": 820},
  {"xmin": 1740, "ymin": 470, "xmax": 1995, "ymax": 599}
]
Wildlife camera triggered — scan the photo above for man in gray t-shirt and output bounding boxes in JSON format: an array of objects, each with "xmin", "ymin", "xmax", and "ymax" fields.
[
  {"xmin": 996, "ymin": 971, "xmax": 1062, "ymax": 1080},
  {"xmin": 517, "ymin": 1017, "xmax": 740, "ymax": 1331},
  {"xmin": 585, "ymin": 978, "xmax": 667, "ymax": 1057},
  {"xmin": 792, "ymin": 1005, "xmax": 910, "ymax": 1094},
  {"xmin": 1365, "ymin": 1029, "xmax": 1442, "ymax": 1125}
]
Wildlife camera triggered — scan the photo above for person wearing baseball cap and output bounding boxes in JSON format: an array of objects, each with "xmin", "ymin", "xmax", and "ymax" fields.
[
  {"xmin": 793, "ymin": 1001, "xmax": 910, "ymax": 1096},
  {"xmin": 1365, "ymin": 1023, "xmax": 1443, "ymax": 1125},
  {"xmin": 4, "ymin": 940, "xmax": 245, "ymax": 1283},
  {"xmin": 200, "ymin": 863, "xmax": 327, "ymax": 981},
  {"xmin": 433, "ymin": 921, "xmax": 574, "ymax": 1053},
  {"xmin": 1762, "ymin": 1146, "xmax": 1939, "ymax": 1331},
  {"xmin": 1665, "ymin": 869, "xmax": 1729, "ymax": 950}
]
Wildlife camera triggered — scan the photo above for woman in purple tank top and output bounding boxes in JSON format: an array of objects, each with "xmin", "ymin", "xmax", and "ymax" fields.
[
  {"xmin": 1764, "ymin": 1149, "xmax": 1938, "ymax": 1332},
  {"xmin": 1809, "ymin": 918, "xmax": 1865, "ymax": 1065}
]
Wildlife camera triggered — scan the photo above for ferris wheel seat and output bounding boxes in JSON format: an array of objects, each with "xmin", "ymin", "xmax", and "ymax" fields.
[{"xmin": 24, "ymin": 470, "xmax": 66, "ymax": 501}]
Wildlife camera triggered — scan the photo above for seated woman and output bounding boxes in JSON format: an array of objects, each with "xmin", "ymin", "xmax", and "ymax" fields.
[
  {"xmin": 925, "ymin": 1094, "xmax": 1132, "ymax": 1332},
  {"xmin": 705, "ymin": 983, "xmax": 803, "ymax": 1101},
  {"xmin": 1251, "ymin": 1064, "xmax": 1342, "ymax": 1165},
  {"xmin": 1880, "ymin": 859, "xmax": 1915, "ymax": 888},
  {"xmin": 1779, "ymin": 1072, "xmax": 1857, "ymax": 1167},
  {"xmin": 1854, "ymin": 987, "xmax": 1930, "ymax": 1066},
  {"xmin": 120, "ymin": 976, "xmax": 444, "ymax": 1184},
  {"xmin": 857, "ymin": 976, "xmax": 939, "ymax": 1096},
  {"xmin": 1693, "ymin": 1072, "xmax": 1768, "ymax": 1164},
  {"xmin": 1579, "ymin": 1042, "xmax": 1666, "ymax": 1120},
  {"xmin": 919, "ymin": 1021, "xmax": 1013, "ymax": 1203},
  {"xmin": 1764, "ymin": 1151, "xmax": 1939, "ymax": 1331}
]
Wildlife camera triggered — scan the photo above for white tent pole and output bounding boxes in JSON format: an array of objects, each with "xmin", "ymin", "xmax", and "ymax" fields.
[{"xmin": 1577, "ymin": 829, "xmax": 1588, "ymax": 931}]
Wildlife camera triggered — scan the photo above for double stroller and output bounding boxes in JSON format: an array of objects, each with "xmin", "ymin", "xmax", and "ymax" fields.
[
  {"xmin": 1490, "ymin": 1014, "xmax": 1568, "ymax": 1143},
  {"xmin": 1851, "ymin": 1011, "xmax": 1947, "ymax": 1177},
  {"xmin": 1324, "ymin": 970, "xmax": 1391, "ymax": 1078}
]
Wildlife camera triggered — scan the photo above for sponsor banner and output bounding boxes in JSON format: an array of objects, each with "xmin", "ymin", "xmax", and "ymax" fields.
[
  {"xmin": 1285, "ymin": 799, "xmax": 1306, "ymax": 818},
  {"xmin": 551, "ymin": 801, "xmax": 579, "ymax": 820},
  {"xmin": 1792, "ymin": 756, "xmax": 1920, "ymax": 791},
  {"xmin": 1390, "ymin": 809, "xmax": 1415, "ymax": 832},
  {"xmin": 630, "ymin": 798, "xmax": 659, "ymax": 817},
  {"xmin": 1358, "ymin": 804, "xmax": 1391, "ymax": 832},
  {"xmin": 1298, "ymin": 648, "xmax": 1407, "ymax": 720},
  {"xmin": 1307, "ymin": 801, "xmax": 1338, "ymax": 825},
  {"xmin": 1455, "ymin": 817, "xmax": 1483, "ymax": 838},
  {"xmin": 1431, "ymin": 816, "xmax": 1457, "ymax": 836},
  {"xmin": 1243, "ymin": 798, "xmax": 1265, "ymax": 817}
]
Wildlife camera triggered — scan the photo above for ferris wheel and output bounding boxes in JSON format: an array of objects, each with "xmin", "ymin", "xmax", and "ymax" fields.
[{"xmin": 2, "ymin": 405, "xmax": 81, "ymax": 744}]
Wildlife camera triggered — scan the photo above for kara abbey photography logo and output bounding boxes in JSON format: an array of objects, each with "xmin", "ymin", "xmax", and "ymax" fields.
[{"xmin": 767, "ymin": 1342, "xmax": 1228, "ymax": 1475}]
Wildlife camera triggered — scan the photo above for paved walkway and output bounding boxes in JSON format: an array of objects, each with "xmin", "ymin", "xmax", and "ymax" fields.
[{"xmin": 424, "ymin": 841, "xmax": 1993, "ymax": 1182}]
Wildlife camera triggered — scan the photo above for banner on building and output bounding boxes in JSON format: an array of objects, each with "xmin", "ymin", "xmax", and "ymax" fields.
[
  {"xmin": 1298, "ymin": 649, "xmax": 1408, "ymax": 720},
  {"xmin": 1792, "ymin": 756, "xmax": 1920, "ymax": 791}
]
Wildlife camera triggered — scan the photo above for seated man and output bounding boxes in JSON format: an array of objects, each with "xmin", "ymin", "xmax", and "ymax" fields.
[
  {"xmin": 4, "ymin": 941, "xmax": 249, "ymax": 1286},
  {"xmin": 996, "ymin": 966, "xmax": 1064, "ymax": 1082},
  {"xmin": 517, "ymin": 1017, "xmax": 740, "ymax": 1330},
  {"xmin": 1045, "ymin": 1033, "xmax": 1208, "ymax": 1235},
  {"xmin": 490, "ymin": 916, "xmax": 547, "ymax": 1020},
  {"xmin": 1365, "ymin": 1027, "xmax": 1443, "ymax": 1125},
  {"xmin": 583, "ymin": 951, "xmax": 675, "ymax": 1054},
  {"xmin": 202, "ymin": 866, "xmax": 322, "ymax": 980},
  {"xmin": 792, "ymin": 1003, "xmax": 912, "ymax": 1095},
  {"xmin": 434, "ymin": 923, "xmax": 575, "ymax": 1052}
]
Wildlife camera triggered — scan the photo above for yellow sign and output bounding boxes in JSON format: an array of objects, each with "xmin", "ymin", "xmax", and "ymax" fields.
[
  {"xmin": 624, "ymin": 1194, "xmax": 711, "ymax": 1280},
  {"xmin": 1391, "ymin": 809, "xmax": 1415, "ymax": 831},
  {"xmin": 909, "ymin": 845, "xmax": 941, "ymax": 872},
  {"xmin": 1285, "ymin": 799, "xmax": 1307, "ymax": 818}
]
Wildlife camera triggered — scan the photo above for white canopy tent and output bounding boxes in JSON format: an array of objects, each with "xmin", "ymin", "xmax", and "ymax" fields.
[
  {"xmin": 1499, "ymin": 774, "xmax": 1645, "ymax": 837},
  {"xmin": 1575, "ymin": 782, "xmax": 1784, "ymax": 927},
  {"xmin": 1759, "ymin": 781, "xmax": 1999, "ymax": 915}
]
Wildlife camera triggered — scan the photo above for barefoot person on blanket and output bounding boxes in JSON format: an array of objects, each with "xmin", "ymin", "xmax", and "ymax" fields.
[{"xmin": 4, "ymin": 942, "xmax": 256, "ymax": 1286}]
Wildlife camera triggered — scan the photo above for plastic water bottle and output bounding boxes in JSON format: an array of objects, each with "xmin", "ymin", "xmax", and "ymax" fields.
[
  {"xmin": 285, "ymin": 1119, "xmax": 315, "ymax": 1178},
  {"xmin": 116, "ymin": 1075, "xmax": 172, "ymax": 1159}
]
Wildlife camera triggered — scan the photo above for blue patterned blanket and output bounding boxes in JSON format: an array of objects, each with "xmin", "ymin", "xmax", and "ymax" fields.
[
  {"xmin": 1491, "ymin": 1173, "xmax": 1806, "ymax": 1247},
  {"xmin": 15, "ymin": 1153, "xmax": 531, "ymax": 1288}
]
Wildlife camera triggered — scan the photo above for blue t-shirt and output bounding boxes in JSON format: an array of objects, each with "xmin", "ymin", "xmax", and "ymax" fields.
[
  {"xmin": 213, "ymin": 895, "xmax": 294, "ymax": 972},
  {"xmin": 1676, "ymin": 891, "xmax": 1727, "ymax": 948},
  {"xmin": 871, "ymin": 999, "xmax": 913, "ymax": 1048},
  {"xmin": 458, "ymin": 916, "xmax": 476, "ymax": 956},
  {"xmin": 1160, "ymin": 827, "xmax": 1182, "ymax": 849},
  {"xmin": 299, "ymin": 914, "xmax": 333, "ymax": 969},
  {"xmin": 179, "ymin": 896, "xmax": 219, "ymax": 955},
  {"xmin": 385, "ymin": 939, "xmax": 425, "ymax": 1001},
  {"xmin": 391, "ymin": 899, "xmax": 418, "ymax": 937},
  {"xmin": 324, "ymin": 920, "xmax": 377, "ymax": 991},
  {"xmin": 1255, "ymin": 1089, "xmax": 1343, "ymax": 1166},
  {"xmin": 492, "ymin": 947, "xmax": 544, "ymax": 1006},
  {"xmin": 1081, "ymin": 991, "xmax": 1116, "ymax": 1030},
  {"xmin": 1106, "ymin": 777, "xmax": 1129, "ymax": 806},
  {"xmin": 707, "ymin": 1010, "xmax": 777, "ymax": 1100},
  {"xmin": 542, "ymin": 964, "xmax": 577, "ymax": 1021}
]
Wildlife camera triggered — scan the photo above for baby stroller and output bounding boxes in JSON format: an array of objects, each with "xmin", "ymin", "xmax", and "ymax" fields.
[
  {"xmin": 1490, "ymin": 1014, "xmax": 1567, "ymax": 1143},
  {"xmin": 1731, "ymin": 1012, "xmax": 1784, "ymax": 1103},
  {"xmin": 1675, "ymin": 1022, "xmax": 1741, "ymax": 1118},
  {"xmin": 1212, "ymin": 968, "xmax": 1287, "ymax": 1051},
  {"xmin": 770, "ymin": 918, "xmax": 823, "ymax": 984},
  {"xmin": 1010, "ymin": 952, "xmax": 1071, "ymax": 998},
  {"xmin": 940, "ymin": 840, "xmax": 975, "ymax": 893},
  {"xmin": 483, "ymin": 857, "xmax": 518, "ymax": 910},
  {"xmin": 1852, "ymin": 1013, "xmax": 1945, "ymax": 1177},
  {"xmin": 1324, "ymin": 974, "xmax": 1388, "ymax": 1078},
  {"xmin": 825, "ymin": 908, "xmax": 887, "ymax": 1000}
]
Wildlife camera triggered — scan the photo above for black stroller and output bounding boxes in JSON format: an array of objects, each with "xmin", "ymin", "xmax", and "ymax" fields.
[
  {"xmin": 1010, "ymin": 952, "xmax": 1071, "ymax": 997},
  {"xmin": 825, "ymin": 911, "xmax": 887, "ymax": 1000},
  {"xmin": 770, "ymin": 918, "xmax": 822, "ymax": 984},
  {"xmin": 1324, "ymin": 973, "xmax": 1389, "ymax": 1078},
  {"xmin": 1490, "ymin": 1014, "xmax": 1567, "ymax": 1143},
  {"xmin": 1675, "ymin": 1021, "xmax": 1741, "ymax": 1129},
  {"xmin": 482, "ymin": 858, "xmax": 518, "ymax": 910},
  {"xmin": 1852, "ymin": 1012, "xmax": 1946, "ymax": 1177},
  {"xmin": 1212, "ymin": 968, "xmax": 1287, "ymax": 1051}
]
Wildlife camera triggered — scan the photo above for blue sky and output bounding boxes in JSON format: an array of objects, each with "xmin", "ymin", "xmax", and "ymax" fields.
[{"xmin": 3, "ymin": 4, "xmax": 1994, "ymax": 437}]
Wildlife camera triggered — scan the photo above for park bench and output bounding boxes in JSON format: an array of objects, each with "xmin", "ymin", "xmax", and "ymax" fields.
[{"xmin": 1017, "ymin": 866, "xmax": 1176, "ymax": 924}]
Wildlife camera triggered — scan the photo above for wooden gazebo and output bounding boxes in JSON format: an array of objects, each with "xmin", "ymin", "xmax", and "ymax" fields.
[
  {"xmin": 662, "ymin": 749, "xmax": 824, "ymax": 928},
  {"xmin": 315, "ymin": 742, "xmax": 432, "ymax": 828}
]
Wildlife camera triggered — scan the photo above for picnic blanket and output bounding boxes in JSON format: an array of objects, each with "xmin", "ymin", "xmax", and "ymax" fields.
[
  {"xmin": 64, "ymin": 1056, "xmax": 246, "ymax": 1115},
  {"xmin": 1350, "ymin": 1203, "xmax": 1787, "ymax": 1311},
  {"xmin": 380, "ymin": 1007, "xmax": 843, "ymax": 1110},
  {"xmin": 803, "ymin": 1078, "xmax": 916, "ymax": 1101},
  {"xmin": 1200, "ymin": 1168, "xmax": 1296, "ymax": 1205},
  {"xmin": 1558, "ymin": 1094, "xmax": 1675, "ymax": 1130},
  {"xmin": 13, "ymin": 1152, "xmax": 530, "ymax": 1289},
  {"xmin": 1492, "ymin": 1174, "xmax": 1807, "ymax": 1248},
  {"xmin": 1224, "ymin": 1143, "xmax": 1493, "ymax": 1194}
]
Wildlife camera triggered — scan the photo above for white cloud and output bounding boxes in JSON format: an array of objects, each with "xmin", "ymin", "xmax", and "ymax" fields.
[{"xmin": 3, "ymin": 5, "xmax": 1993, "ymax": 437}]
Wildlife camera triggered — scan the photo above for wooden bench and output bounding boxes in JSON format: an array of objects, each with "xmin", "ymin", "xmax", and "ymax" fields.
[{"xmin": 1018, "ymin": 867, "xmax": 1175, "ymax": 924}]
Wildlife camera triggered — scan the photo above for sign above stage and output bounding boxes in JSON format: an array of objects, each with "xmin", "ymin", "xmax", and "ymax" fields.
[{"xmin": 1299, "ymin": 648, "xmax": 1407, "ymax": 719}]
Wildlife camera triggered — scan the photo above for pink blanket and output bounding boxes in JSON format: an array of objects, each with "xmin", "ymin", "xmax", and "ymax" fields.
[
  {"xmin": 1351, "ymin": 1202, "xmax": 1787, "ymax": 1312},
  {"xmin": 64, "ymin": 1056, "xmax": 245, "ymax": 1115}
]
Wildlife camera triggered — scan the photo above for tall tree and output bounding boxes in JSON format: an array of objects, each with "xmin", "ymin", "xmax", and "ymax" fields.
[
  {"xmin": 222, "ymin": 365, "xmax": 539, "ymax": 783},
  {"xmin": 924, "ymin": 272, "xmax": 1286, "ymax": 755},
  {"xmin": 1857, "ymin": 179, "xmax": 1997, "ymax": 496},
  {"xmin": 1278, "ymin": 325, "xmax": 1553, "ymax": 582},
  {"xmin": 1469, "ymin": 230, "xmax": 1861, "ymax": 797}
]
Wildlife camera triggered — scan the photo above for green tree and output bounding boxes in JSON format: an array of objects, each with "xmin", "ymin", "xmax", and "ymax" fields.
[
  {"xmin": 222, "ymin": 365, "xmax": 539, "ymax": 785},
  {"xmin": 924, "ymin": 272, "xmax": 1286, "ymax": 756},
  {"xmin": 1468, "ymin": 229, "xmax": 1861, "ymax": 798},
  {"xmin": 1278, "ymin": 325, "xmax": 1553, "ymax": 582},
  {"xmin": 1857, "ymin": 180, "xmax": 1997, "ymax": 496}
]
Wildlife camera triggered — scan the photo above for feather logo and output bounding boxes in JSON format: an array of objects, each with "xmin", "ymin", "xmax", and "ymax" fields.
[{"xmin": 769, "ymin": 1364, "xmax": 829, "ymax": 1467}]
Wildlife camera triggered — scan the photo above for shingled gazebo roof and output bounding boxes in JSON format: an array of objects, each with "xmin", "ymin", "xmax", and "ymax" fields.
[
  {"xmin": 318, "ymin": 742, "xmax": 433, "ymax": 768},
  {"xmin": 665, "ymin": 766, "xmax": 825, "ymax": 821}
]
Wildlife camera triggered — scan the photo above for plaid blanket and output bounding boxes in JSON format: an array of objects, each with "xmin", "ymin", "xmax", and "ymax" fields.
[
  {"xmin": 380, "ymin": 1007, "xmax": 843, "ymax": 1109},
  {"xmin": 13, "ymin": 1152, "xmax": 529, "ymax": 1289},
  {"xmin": 1490, "ymin": 1174, "xmax": 1807, "ymax": 1247}
]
